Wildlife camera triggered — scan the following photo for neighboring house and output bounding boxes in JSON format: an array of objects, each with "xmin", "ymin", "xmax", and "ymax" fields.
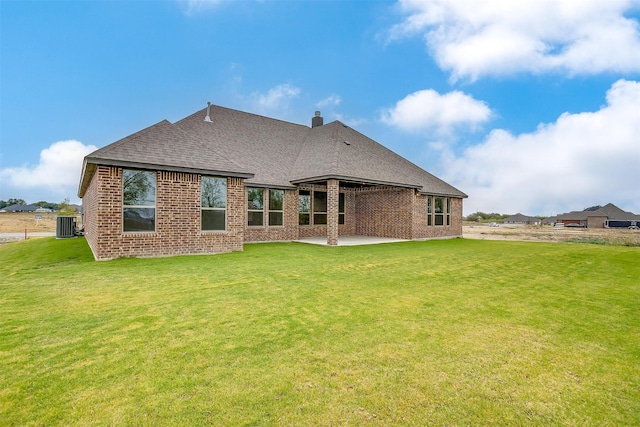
[
  {"xmin": 503, "ymin": 213, "xmax": 541, "ymax": 225},
  {"xmin": 555, "ymin": 203, "xmax": 640, "ymax": 228},
  {"xmin": 2, "ymin": 204, "xmax": 37, "ymax": 213},
  {"xmin": 78, "ymin": 104, "xmax": 467, "ymax": 260}
]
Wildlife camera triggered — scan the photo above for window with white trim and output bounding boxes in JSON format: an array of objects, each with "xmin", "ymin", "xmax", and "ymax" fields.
[
  {"xmin": 201, "ymin": 176, "xmax": 226, "ymax": 231},
  {"xmin": 427, "ymin": 196, "xmax": 432, "ymax": 226}
]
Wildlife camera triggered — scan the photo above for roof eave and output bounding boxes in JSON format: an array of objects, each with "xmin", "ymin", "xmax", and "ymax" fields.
[
  {"xmin": 78, "ymin": 158, "xmax": 255, "ymax": 199},
  {"xmin": 290, "ymin": 175, "xmax": 422, "ymax": 190},
  {"xmin": 418, "ymin": 190, "xmax": 468, "ymax": 198}
]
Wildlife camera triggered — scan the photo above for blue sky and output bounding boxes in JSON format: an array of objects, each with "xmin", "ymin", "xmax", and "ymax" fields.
[{"xmin": 1, "ymin": 0, "xmax": 639, "ymax": 216}]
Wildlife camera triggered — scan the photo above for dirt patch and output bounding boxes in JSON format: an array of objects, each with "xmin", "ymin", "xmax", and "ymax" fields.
[
  {"xmin": 463, "ymin": 224, "xmax": 640, "ymax": 246},
  {"xmin": 0, "ymin": 212, "xmax": 63, "ymax": 233}
]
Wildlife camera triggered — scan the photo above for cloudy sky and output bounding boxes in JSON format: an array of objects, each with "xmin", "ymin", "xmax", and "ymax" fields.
[{"xmin": 1, "ymin": 0, "xmax": 639, "ymax": 216}]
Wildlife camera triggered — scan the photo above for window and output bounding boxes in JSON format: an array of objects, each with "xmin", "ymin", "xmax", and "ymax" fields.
[
  {"xmin": 123, "ymin": 169, "xmax": 156, "ymax": 232},
  {"xmin": 427, "ymin": 196, "xmax": 432, "ymax": 226},
  {"xmin": 446, "ymin": 197, "xmax": 451, "ymax": 226},
  {"xmin": 434, "ymin": 197, "xmax": 444, "ymax": 226},
  {"xmin": 313, "ymin": 191, "xmax": 327, "ymax": 225},
  {"xmin": 339, "ymin": 193, "xmax": 345, "ymax": 225},
  {"xmin": 201, "ymin": 176, "xmax": 226, "ymax": 231},
  {"xmin": 247, "ymin": 188, "xmax": 264, "ymax": 226},
  {"xmin": 269, "ymin": 189, "xmax": 284, "ymax": 226},
  {"xmin": 299, "ymin": 190, "xmax": 310, "ymax": 225}
]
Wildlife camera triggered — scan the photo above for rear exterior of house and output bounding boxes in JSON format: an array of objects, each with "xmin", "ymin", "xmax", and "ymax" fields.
[
  {"xmin": 78, "ymin": 105, "xmax": 467, "ymax": 260},
  {"xmin": 555, "ymin": 203, "xmax": 640, "ymax": 229}
]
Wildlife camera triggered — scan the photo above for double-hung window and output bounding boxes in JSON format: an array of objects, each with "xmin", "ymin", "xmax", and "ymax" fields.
[
  {"xmin": 247, "ymin": 188, "xmax": 264, "ymax": 226},
  {"xmin": 313, "ymin": 191, "xmax": 327, "ymax": 225},
  {"xmin": 427, "ymin": 196, "xmax": 433, "ymax": 226},
  {"xmin": 201, "ymin": 177, "xmax": 226, "ymax": 231},
  {"xmin": 299, "ymin": 190, "xmax": 311, "ymax": 225},
  {"xmin": 269, "ymin": 189, "xmax": 284, "ymax": 226},
  {"xmin": 434, "ymin": 197, "xmax": 445, "ymax": 226},
  {"xmin": 123, "ymin": 169, "xmax": 156, "ymax": 232},
  {"xmin": 338, "ymin": 193, "xmax": 345, "ymax": 225}
]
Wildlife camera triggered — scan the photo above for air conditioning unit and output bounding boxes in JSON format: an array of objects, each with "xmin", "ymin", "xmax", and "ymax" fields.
[{"xmin": 56, "ymin": 216, "xmax": 76, "ymax": 239}]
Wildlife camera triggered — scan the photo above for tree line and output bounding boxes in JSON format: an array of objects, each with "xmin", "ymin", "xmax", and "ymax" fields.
[
  {"xmin": 465, "ymin": 212, "xmax": 546, "ymax": 222},
  {"xmin": 0, "ymin": 198, "xmax": 74, "ymax": 212}
]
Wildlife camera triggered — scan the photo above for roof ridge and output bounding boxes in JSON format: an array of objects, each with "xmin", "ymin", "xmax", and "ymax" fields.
[{"xmin": 177, "ymin": 104, "xmax": 311, "ymax": 130}]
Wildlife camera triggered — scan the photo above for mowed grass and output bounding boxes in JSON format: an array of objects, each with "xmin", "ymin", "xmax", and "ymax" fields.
[{"xmin": 1, "ymin": 238, "xmax": 639, "ymax": 426}]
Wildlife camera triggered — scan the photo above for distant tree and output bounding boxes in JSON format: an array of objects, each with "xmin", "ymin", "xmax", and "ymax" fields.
[
  {"xmin": 466, "ymin": 211, "xmax": 509, "ymax": 222},
  {"xmin": 5, "ymin": 198, "xmax": 27, "ymax": 206},
  {"xmin": 0, "ymin": 200, "xmax": 6, "ymax": 209},
  {"xmin": 57, "ymin": 198, "xmax": 76, "ymax": 215},
  {"xmin": 34, "ymin": 201, "xmax": 59, "ymax": 210}
]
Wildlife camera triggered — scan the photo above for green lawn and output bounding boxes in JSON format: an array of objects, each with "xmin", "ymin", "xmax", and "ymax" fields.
[{"xmin": 1, "ymin": 237, "xmax": 639, "ymax": 426}]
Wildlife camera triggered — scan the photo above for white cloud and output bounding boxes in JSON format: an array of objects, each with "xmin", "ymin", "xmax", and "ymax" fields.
[
  {"xmin": 0, "ymin": 140, "xmax": 97, "ymax": 203},
  {"xmin": 440, "ymin": 79, "xmax": 640, "ymax": 216},
  {"xmin": 252, "ymin": 83, "xmax": 301, "ymax": 111},
  {"xmin": 178, "ymin": 0, "xmax": 226, "ymax": 15},
  {"xmin": 316, "ymin": 94, "xmax": 342, "ymax": 108},
  {"xmin": 390, "ymin": 0, "xmax": 640, "ymax": 81},
  {"xmin": 382, "ymin": 89, "xmax": 492, "ymax": 134}
]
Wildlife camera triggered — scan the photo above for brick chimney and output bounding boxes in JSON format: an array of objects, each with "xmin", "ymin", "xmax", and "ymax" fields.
[{"xmin": 312, "ymin": 111, "xmax": 323, "ymax": 128}]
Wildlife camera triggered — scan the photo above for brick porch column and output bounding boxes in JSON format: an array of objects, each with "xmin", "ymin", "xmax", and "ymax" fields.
[{"xmin": 327, "ymin": 179, "xmax": 339, "ymax": 246}]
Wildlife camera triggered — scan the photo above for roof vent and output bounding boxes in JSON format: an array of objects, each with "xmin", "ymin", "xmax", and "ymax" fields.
[
  {"xmin": 204, "ymin": 102, "xmax": 212, "ymax": 122},
  {"xmin": 312, "ymin": 111, "xmax": 323, "ymax": 128}
]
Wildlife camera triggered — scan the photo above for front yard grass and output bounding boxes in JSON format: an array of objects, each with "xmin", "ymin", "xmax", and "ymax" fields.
[{"xmin": 1, "ymin": 237, "xmax": 639, "ymax": 425}]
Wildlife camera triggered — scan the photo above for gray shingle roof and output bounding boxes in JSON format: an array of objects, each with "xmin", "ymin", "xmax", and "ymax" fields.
[
  {"xmin": 79, "ymin": 104, "xmax": 467, "ymax": 198},
  {"xmin": 556, "ymin": 203, "xmax": 640, "ymax": 221},
  {"xmin": 504, "ymin": 213, "xmax": 539, "ymax": 223}
]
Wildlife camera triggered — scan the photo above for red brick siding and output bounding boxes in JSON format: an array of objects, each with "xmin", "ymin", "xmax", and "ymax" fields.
[
  {"xmin": 83, "ymin": 166, "xmax": 244, "ymax": 260},
  {"xmin": 81, "ymin": 167, "xmax": 100, "ymax": 259},
  {"xmin": 327, "ymin": 179, "xmax": 339, "ymax": 245},
  {"xmin": 355, "ymin": 187, "xmax": 414, "ymax": 239},
  {"xmin": 82, "ymin": 168, "xmax": 465, "ymax": 259},
  {"xmin": 412, "ymin": 195, "xmax": 463, "ymax": 239},
  {"xmin": 244, "ymin": 189, "xmax": 299, "ymax": 242}
]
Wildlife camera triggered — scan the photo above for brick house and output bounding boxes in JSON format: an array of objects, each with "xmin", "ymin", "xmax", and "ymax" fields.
[
  {"xmin": 78, "ymin": 104, "xmax": 467, "ymax": 260},
  {"xmin": 555, "ymin": 203, "xmax": 640, "ymax": 228}
]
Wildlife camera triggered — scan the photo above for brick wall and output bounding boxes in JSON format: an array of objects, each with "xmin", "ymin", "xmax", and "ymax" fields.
[
  {"xmin": 83, "ymin": 166, "xmax": 244, "ymax": 260},
  {"xmin": 587, "ymin": 215, "xmax": 607, "ymax": 229},
  {"xmin": 355, "ymin": 187, "xmax": 414, "ymax": 239},
  {"xmin": 82, "ymin": 168, "xmax": 465, "ymax": 259},
  {"xmin": 412, "ymin": 194, "xmax": 463, "ymax": 239},
  {"xmin": 244, "ymin": 189, "xmax": 299, "ymax": 242}
]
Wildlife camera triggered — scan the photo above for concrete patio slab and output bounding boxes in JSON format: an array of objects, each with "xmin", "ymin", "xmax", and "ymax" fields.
[{"xmin": 296, "ymin": 236, "xmax": 408, "ymax": 246}]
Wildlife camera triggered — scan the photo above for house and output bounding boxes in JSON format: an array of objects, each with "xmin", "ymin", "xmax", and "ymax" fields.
[
  {"xmin": 555, "ymin": 203, "xmax": 640, "ymax": 228},
  {"xmin": 1, "ymin": 204, "xmax": 37, "ymax": 213},
  {"xmin": 542, "ymin": 216, "xmax": 556, "ymax": 226},
  {"xmin": 78, "ymin": 104, "xmax": 467, "ymax": 260},
  {"xmin": 503, "ymin": 213, "xmax": 541, "ymax": 225}
]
